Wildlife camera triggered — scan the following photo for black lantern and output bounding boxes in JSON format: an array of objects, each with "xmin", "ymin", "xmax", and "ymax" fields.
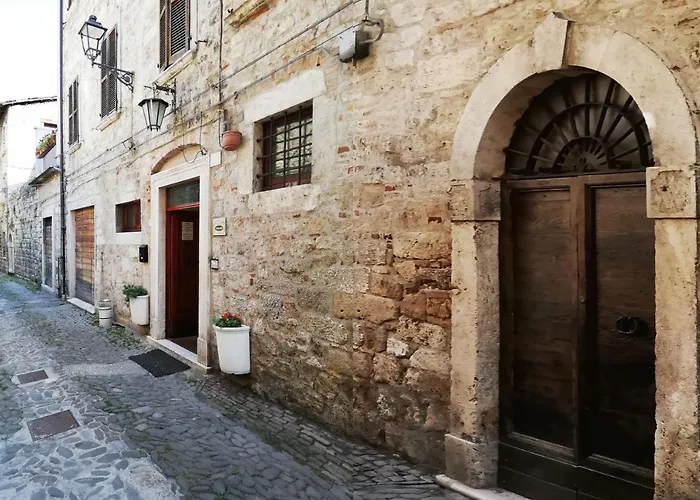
[
  {"xmin": 78, "ymin": 15, "xmax": 107, "ymax": 62},
  {"xmin": 139, "ymin": 97, "xmax": 170, "ymax": 131}
]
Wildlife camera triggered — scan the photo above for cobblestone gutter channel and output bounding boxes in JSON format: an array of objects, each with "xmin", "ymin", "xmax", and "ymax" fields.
[{"xmin": 0, "ymin": 276, "xmax": 464, "ymax": 500}]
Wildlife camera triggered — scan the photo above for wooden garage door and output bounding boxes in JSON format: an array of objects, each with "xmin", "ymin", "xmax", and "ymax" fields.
[
  {"xmin": 43, "ymin": 217, "xmax": 52, "ymax": 287},
  {"xmin": 74, "ymin": 207, "xmax": 94, "ymax": 304}
]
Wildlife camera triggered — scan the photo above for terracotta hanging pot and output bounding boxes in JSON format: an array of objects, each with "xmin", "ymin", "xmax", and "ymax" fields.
[{"xmin": 222, "ymin": 130, "xmax": 242, "ymax": 151}]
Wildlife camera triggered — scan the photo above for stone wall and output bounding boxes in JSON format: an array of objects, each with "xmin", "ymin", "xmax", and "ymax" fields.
[
  {"xmin": 61, "ymin": 0, "xmax": 700, "ymax": 470},
  {"xmin": 7, "ymin": 184, "xmax": 41, "ymax": 283},
  {"xmin": 3, "ymin": 177, "xmax": 60, "ymax": 287}
]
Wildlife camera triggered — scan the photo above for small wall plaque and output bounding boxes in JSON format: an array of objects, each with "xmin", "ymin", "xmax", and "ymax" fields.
[{"xmin": 213, "ymin": 217, "xmax": 227, "ymax": 236}]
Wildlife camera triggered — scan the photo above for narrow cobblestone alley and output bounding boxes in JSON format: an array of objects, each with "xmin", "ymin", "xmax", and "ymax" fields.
[{"xmin": 0, "ymin": 276, "xmax": 465, "ymax": 500}]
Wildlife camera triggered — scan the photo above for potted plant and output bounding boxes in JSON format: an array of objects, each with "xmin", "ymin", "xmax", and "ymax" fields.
[
  {"xmin": 123, "ymin": 284, "xmax": 150, "ymax": 326},
  {"xmin": 35, "ymin": 131, "xmax": 56, "ymax": 158},
  {"xmin": 221, "ymin": 130, "xmax": 242, "ymax": 151},
  {"xmin": 213, "ymin": 311, "xmax": 250, "ymax": 374}
]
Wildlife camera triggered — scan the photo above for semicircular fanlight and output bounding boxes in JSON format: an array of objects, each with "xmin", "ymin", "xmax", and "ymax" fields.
[{"xmin": 505, "ymin": 73, "xmax": 654, "ymax": 178}]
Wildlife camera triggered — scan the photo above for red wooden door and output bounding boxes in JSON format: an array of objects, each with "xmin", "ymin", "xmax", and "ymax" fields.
[{"xmin": 166, "ymin": 210, "xmax": 199, "ymax": 338}]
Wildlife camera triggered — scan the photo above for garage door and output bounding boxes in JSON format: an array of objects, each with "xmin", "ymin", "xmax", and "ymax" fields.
[{"xmin": 74, "ymin": 207, "xmax": 94, "ymax": 304}]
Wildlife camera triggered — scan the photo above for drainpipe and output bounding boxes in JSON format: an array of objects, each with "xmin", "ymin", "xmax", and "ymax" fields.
[{"xmin": 58, "ymin": 0, "xmax": 67, "ymax": 299}]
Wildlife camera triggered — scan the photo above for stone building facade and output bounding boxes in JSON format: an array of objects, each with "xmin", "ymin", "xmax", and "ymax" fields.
[{"xmin": 54, "ymin": 0, "xmax": 700, "ymax": 498}]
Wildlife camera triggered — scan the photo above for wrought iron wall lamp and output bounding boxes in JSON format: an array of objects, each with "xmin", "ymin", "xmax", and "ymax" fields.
[{"xmin": 78, "ymin": 15, "xmax": 135, "ymax": 90}]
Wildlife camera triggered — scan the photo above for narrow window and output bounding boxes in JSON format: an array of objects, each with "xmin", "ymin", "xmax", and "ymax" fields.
[
  {"xmin": 259, "ymin": 104, "xmax": 313, "ymax": 191},
  {"xmin": 68, "ymin": 80, "xmax": 79, "ymax": 145},
  {"xmin": 100, "ymin": 28, "xmax": 118, "ymax": 118},
  {"xmin": 160, "ymin": 0, "xmax": 190, "ymax": 69},
  {"xmin": 115, "ymin": 201, "xmax": 141, "ymax": 233}
]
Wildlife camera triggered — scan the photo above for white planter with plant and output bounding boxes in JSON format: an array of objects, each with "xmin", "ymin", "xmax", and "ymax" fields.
[
  {"xmin": 213, "ymin": 312, "xmax": 250, "ymax": 375},
  {"xmin": 123, "ymin": 285, "xmax": 150, "ymax": 326}
]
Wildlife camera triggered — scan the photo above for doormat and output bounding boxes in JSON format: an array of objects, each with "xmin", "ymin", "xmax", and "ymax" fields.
[
  {"xmin": 17, "ymin": 369, "xmax": 48, "ymax": 384},
  {"xmin": 27, "ymin": 410, "xmax": 79, "ymax": 440},
  {"xmin": 128, "ymin": 349, "xmax": 190, "ymax": 378}
]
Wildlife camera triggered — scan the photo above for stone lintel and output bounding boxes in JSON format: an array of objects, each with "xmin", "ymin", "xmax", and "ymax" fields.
[
  {"xmin": 647, "ymin": 166, "xmax": 700, "ymax": 219},
  {"xmin": 445, "ymin": 433, "xmax": 498, "ymax": 488}
]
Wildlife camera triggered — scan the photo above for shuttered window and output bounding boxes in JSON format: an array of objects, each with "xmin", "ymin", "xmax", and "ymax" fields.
[
  {"xmin": 100, "ymin": 28, "xmax": 118, "ymax": 118},
  {"xmin": 160, "ymin": 0, "xmax": 190, "ymax": 69},
  {"xmin": 68, "ymin": 80, "xmax": 79, "ymax": 145}
]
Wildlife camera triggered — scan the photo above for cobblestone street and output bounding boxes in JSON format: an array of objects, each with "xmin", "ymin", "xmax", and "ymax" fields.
[{"xmin": 0, "ymin": 276, "xmax": 464, "ymax": 500}]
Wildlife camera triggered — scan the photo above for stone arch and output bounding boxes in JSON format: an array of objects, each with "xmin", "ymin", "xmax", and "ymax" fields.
[
  {"xmin": 451, "ymin": 13, "xmax": 697, "ymax": 185},
  {"xmin": 446, "ymin": 13, "xmax": 700, "ymax": 498},
  {"xmin": 151, "ymin": 143, "xmax": 204, "ymax": 174}
]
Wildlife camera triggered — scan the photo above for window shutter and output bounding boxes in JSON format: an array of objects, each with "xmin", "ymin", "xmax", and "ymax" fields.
[
  {"xmin": 159, "ymin": 0, "xmax": 168, "ymax": 68},
  {"xmin": 108, "ymin": 29, "xmax": 118, "ymax": 115},
  {"xmin": 169, "ymin": 0, "xmax": 189, "ymax": 60},
  {"xmin": 100, "ymin": 38, "xmax": 109, "ymax": 117},
  {"xmin": 100, "ymin": 29, "xmax": 118, "ymax": 117},
  {"xmin": 68, "ymin": 83, "xmax": 74, "ymax": 145},
  {"xmin": 74, "ymin": 80, "xmax": 79, "ymax": 143}
]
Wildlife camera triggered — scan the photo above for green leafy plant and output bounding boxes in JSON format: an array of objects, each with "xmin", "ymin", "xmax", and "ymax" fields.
[
  {"xmin": 35, "ymin": 131, "xmax": 56, "ymax": 158},
  {"xmin": 123, "ymin": 284, "xmax": 148, "ymax": 300},
  {"xmin": 214, "ymin": 311, "xmax": 243, "ymax": 328}
]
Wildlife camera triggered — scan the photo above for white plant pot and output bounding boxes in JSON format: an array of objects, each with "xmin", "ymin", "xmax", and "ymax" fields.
[
  {"xmin": 214, "ymin": 325, "xmax": 250, "ymax": 375},
  {"xmin": 129, "ymin": 295, "xmax": 150, "ymax": 326}
]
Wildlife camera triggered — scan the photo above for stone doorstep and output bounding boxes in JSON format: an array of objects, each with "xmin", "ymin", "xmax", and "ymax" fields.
[
  {"xmin": 434, "ymin": 475, "xmax": 529, "ymax": 500},
  {"xmin": 67, "ymin": 297, "xmax": 96, "ymax": 315}
]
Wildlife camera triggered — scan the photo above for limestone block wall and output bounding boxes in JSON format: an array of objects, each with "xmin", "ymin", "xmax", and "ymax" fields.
[
  {"xmin": 61, "ymin": 0, "xmax": 700, "ymax": 470},
  {"xmin": 7, "ymin": 185, "xmax": 41, "ymax": 282},
  {"xmin": 5, "ymin": 178, "xmax": 60, "ymax": 287}
]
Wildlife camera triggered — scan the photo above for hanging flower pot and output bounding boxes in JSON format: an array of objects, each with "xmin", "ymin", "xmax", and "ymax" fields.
[{"xmin": 222, "ymin": 131, "xmax": 242, "ymax": 151}]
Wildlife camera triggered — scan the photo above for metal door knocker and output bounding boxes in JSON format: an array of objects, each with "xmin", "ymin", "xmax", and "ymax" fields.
[{"xmin": 615, "ymin": 316, "xmax": 648, "ymax": 338}]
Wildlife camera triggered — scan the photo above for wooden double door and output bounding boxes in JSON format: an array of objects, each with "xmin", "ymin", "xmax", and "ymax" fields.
[{"xmin": 499, "ymin": 173, "xmax": 655, "ymax": 499}]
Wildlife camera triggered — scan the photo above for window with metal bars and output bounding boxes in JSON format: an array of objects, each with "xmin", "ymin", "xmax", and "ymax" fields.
[
  {"xmin": 100, "ymin": 28, "xmax": 118, "ymax": 118},
  {"xmin": 115, "ymin": 201, "xmax": 141, "ymax": 233},
  {"xmin": 259, "ymin": 105, "xmax": 313, "ymax": 191},
  {"xmin": 68, "ymin": 80, "xmax": 79, "ymax": 145},
  {"xmin": 160, "ymin": 0, "xmax": 190, "ymax": 70}
]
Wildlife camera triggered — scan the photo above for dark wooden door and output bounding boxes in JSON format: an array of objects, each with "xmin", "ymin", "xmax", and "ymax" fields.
[
  {"xmin": 500, "ymin": 173, "xmax": 655, "ymax": 500},
  {"xmin": 43, "ymin": 217, "xmax": 52, "ymax": 287},
  {"xmin": 74, "ymin": 206, "xmax": 94, "ymax": 304},
  {"xmin": 166, "ymin": 210, "xmax": 199, "ymax": 338}
]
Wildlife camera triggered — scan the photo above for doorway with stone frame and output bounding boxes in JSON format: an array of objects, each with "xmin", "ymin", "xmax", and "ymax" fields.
[{"xmin": 445, "ymin": 13, "xmax": 700, "ymax": 500}]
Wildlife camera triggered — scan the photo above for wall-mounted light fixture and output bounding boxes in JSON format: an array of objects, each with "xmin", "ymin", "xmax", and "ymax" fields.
[
  {"xmin": 79, "ymin": 15, "xmax": 135, "ymax": 90},
  {"xmin": 138, "ymin": 82, "xmax": 176, "ymax": 131}
]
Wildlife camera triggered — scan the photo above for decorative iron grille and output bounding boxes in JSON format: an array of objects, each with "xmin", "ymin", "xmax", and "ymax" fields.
[
  {"xmin": 258, "ymin": 105, "xmax": 313, "ymax": 191},
  {"xmin": 505, "ymin": 73, "xmax": 654, "ymax": 178}
]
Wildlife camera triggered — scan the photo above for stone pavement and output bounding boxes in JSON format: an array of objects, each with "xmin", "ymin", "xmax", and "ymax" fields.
[{"xmin": 0, "ymin": 276, "xmax": 465, "ymax": 500}]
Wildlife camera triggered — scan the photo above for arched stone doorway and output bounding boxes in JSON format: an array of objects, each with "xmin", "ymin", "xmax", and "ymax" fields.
[
  {"xmin": 446, "ymin": 13, "xmax": 700, "ymax": 500},
  {"xmin": 500, "ymin": 70, "xmax": 655, "ymax": 498}
]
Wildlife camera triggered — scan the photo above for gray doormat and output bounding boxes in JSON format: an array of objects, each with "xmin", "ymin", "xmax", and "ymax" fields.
[
  {"xmin": 129, "ymin": 349, "xmax": 190, "ymax": 378},
  {"xmin": 28, "ymin": 410, "xmax": 80, "ymax": 440},
  {"xmin": 17, "ymin": 369, "xmax": 48, "ymax": 384}
]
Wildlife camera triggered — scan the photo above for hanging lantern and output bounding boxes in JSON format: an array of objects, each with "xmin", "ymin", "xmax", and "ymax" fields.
[
  {"xmin": 78, "ymin": 15, "xmax": 107, "ymax": 62},
  {"xmin": 138, "ymin": 97, "xmax": 170, "ymax": 131}
]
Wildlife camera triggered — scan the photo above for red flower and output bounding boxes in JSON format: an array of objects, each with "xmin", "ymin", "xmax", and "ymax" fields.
[{"xmin": 222, "ymin": 312, "xmax": 232, "ymax": 319}]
